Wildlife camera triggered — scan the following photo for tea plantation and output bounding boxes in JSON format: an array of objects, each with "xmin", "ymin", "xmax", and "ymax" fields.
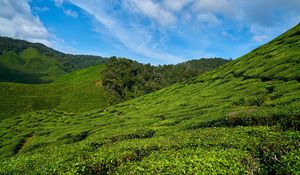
[{"xmin": 0, "ymin": 24, "xmax": 299, "ymax": 174}]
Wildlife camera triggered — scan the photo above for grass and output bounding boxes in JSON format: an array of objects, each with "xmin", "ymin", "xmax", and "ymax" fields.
[{"xmin": 0, "ymin": 24, "xmax": 299, "ymax": 174}]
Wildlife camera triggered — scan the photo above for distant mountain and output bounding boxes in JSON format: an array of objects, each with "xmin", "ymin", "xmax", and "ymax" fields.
[{"xmin": 0, "ymin": 37, "xmax": 107, "ymax": 83}]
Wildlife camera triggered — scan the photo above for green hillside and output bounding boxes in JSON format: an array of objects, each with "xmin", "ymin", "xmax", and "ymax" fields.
[
  {"xmin": 0, "ymin": 56, "xmax": 227, "ymax": 120},
  {"xmin": 0, "ymin": 25, "xmax": 299, "ymax": 174},
  {"xmin": 0, "ymin": 37, "xmax": 107, "ymax": 83},
  {"xmin": 53, "ymin": 64, "xmax": 108, "ymax": 112},
  {"xmin": 0, "ymin": 47, "xmax": 66, "ymax": 83},
  {"xmin": 0, "ymin": 64, "xmax": 107, "ymax": 120}
]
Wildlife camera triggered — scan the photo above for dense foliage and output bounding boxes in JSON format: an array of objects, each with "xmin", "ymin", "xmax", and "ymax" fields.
[
  {"xmin": 103, "ymin": 57, "xmax": 228, "ymax": 103},
  {"xmin": 0, "ymin": 24, "xmax": 299, "ymax": 174}
]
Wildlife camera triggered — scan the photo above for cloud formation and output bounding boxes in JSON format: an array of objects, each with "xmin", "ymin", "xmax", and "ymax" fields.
[
  {"xmin": 124, "ymin": 0, "xmax": 176, "ymax": 26},
  {"xmin": 58, "ymin": 0, "xmax": 300, "ymax": 63},
  {"xmin": 63, "ymin": 9, "xmax": 78, "ymax": 18},
  {"xmin": 0, "ymin": 0, "xmax": 51, "ymax": 45},
  {"xmin": 2, "ymin": 0, "xmax": 299, "ymax": 64},
  {"xmin": 64, "ymin": 0, "xmax": 183, "ymax": 64}
]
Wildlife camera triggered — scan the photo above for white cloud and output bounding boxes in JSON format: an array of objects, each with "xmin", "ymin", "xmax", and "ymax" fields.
[
  {"xmin": 0, "ymin": 0, "xmax": 51, "ymax": 46},
  {"xmin": 221, "ymin": 31, "xmax": 237, "ymax": 41},
  {"xmin": 193, "ymin": 0, "xmax": 235, "ymax": 17},
  {"xmin": 252, "ymin": 35, "xmax": 269, "ymax": 43},
  {"xmin": 33, "ymin": 6, "xmax": 49, "ymax": 12},
  {"xmin": 124, "ymin": 0, "xmax": 176, "ymax": 26},
  {"xmin": 163, "ymin": 0, "xmax": 191, "ymax": 12},
  {"xmin": 193, "ymin": 0, "xmax": 300, "ymax": 27},
  {"xmin": 67, "ymin": 0, "xmax": 183, "ymax": 64},
  {"xmin": 63, "ymin": 9, "xmax": 78, "ymax": 18},
  {"xmin": 197, "ymin": 12, "xmax": 221, "ymax": 26},
  {"xmin": 54, "ymin": 0, "xmax": 79, "ymax": 18}
]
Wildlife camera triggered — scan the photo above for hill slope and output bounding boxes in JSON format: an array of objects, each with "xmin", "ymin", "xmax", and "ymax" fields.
[
  {"xmin": 0, "ymin": 37, "xmax": 107, "ymax": 83},
  {"xmin": 0, "ymin": 64, "xmax": 107, "ymax": 120},
  {"xmin": 0, "ymin": 57, "xmax": 228, "ymax": 120},
  {"xmin": 53, "ymin": 64, "xmax": 108, "ymax": 112},
  {"xmin": 0, "ymin": 47, "xmax": 66, "ymax": 83},
  {"xmin": 0, "ymin": 24, "xmax": 299, "ymax": 174}
]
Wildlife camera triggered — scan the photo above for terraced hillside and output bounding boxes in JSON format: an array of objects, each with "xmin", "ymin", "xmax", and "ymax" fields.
[
  {"xmin": 0, "ymin": 64, "xmax": 107, "ymax": 120},
  {"xmin": 0, "ymin": 24, "xmax": 299, "ymax": 174}
]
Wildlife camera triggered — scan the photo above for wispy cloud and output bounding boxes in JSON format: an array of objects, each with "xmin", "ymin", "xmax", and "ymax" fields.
[
  {"xmin": 67, "ymin": 0, "xmax": 183, "ymax": 64},
  {"xmin": 32, "ymin": 6, "xmax": 49, "ymax": 12},
  {"xmin": 197, "ymin": 12, "xmax": 221, "ymax": 26},
  {"xmin": 64, "ymin": 0, "xmax": 300, "ymax": 63},
  {"xmin": 63, "ymin": 9, "xmax": 78, "ymax": 18},
  {"xmin": 124, "ymin": 0, "xmax": 176, "ymax": 26},
  {"xmin": 163, "ymin": 0, "xmax": 192, "ymax": 12},
  {"xmin": 6, "ymin": 0, "xmax": 299, "ymax": 64},
  {"xmin": 54, "ymin": 0, "xmax": 78, "ymax": 18}
]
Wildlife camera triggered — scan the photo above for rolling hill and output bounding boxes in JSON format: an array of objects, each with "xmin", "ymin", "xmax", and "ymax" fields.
[
  {"xmin": 0, "ymin": 37, "xmax": 107, "ymax": 83},
  {"xmin": 0, "ymin": 24, "xmax": 299, "ymax": 174},
  {"xmin": 0, "ymin": 50, "xmax": 228, "ymax": 121},
  {"xmin": 0, "ymin": 47, "xmax": 65, "ymax": 83},
  {"xmin": 0, "ymin": 64, "xmax": 107, "ymax": 121}
]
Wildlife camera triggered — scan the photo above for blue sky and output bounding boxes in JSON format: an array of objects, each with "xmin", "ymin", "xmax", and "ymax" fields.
[{"xmin": 0, "ymin": 0, "xmax": 300, "ymax": 65}]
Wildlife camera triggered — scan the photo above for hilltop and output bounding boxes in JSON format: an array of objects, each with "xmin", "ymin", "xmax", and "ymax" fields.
[{"xmin": 0, "ymin": 24, "xmax": 299, "ymax": 174}]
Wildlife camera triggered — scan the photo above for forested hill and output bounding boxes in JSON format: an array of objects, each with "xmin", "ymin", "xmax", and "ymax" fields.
[
  {"xmin": 0, "ymin": 37, "xmax": 107, "ymax": 83},
  {"xmin": 102, "ymin": 57, "xmax": 229, "ymax": 104}
]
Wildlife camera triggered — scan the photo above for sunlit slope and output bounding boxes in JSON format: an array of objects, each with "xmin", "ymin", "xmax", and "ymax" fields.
[
  {"xmin": 0, "ymin": 64, "xmax": 107, "ymax": 120},
  {"xmin": 0, "ymin": 24, "xmax": 299, "ymax": 174},
  {"xmin": 54, "ymin": 64, "xmax": 107, "ymax": 112}
]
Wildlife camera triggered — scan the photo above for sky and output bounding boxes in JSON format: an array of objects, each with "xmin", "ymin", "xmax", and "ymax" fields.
[{"xmin": 0, "ymin": 0, "xmax": 300, "ymax": 65}]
